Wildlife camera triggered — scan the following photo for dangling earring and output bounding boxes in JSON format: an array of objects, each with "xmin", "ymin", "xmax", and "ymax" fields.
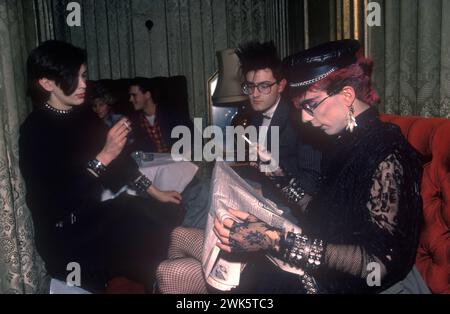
[{"xmin": 346, "ymin": 105, "xmax": 357, "ymax": 132}]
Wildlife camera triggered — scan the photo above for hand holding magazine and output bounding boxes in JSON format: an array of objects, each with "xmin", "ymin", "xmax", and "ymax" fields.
[{"xmin": 202, "ymin": 162, "xmax": 304, "ymax": 291}]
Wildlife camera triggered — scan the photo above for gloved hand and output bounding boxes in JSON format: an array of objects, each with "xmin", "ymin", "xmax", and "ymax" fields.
[{"xmin": 214, "ymin": 208, "xmax": 282, "ymax": 253}]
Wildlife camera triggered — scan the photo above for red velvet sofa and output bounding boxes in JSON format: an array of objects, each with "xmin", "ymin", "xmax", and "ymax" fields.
[{"xmin": 380, "ymin": 114, "xmax": 450, "ymax": 294}]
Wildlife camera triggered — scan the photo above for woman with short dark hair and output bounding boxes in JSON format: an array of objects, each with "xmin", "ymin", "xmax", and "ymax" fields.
[{"xmin": 20, "ymin": 40, "xmax": 182, "ymax": 292}]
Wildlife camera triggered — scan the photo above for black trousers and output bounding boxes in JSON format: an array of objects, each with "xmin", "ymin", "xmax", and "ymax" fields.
[{"xmin": 43, "ymin": 193, "xmax": 184, "ymax": 293}]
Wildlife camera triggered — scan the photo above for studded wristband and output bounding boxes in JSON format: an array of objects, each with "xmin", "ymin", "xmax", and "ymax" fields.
[
  {"xmin": 269, "ymin": 172, "xmax": 306, "ymax": 205},
  {"xmin": 280, "ymin": 232, "xmax": 325, "ymax": 271},
  {"xmin": 132, "ymin": 174, "xmax": 152, "ymax": 194},
  {"xmin": 281, "ymin": 177, "xmax": 306, "ymax": 204},
  {"xmin": 87, "ymin": 159, "xmax": 107, "ymax": 177}
]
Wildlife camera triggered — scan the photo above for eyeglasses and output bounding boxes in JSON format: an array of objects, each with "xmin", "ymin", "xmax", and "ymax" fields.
[
  {"xmin": 295, "ymin": 89, "xmax": 341, "ymax": 116},
  {"xmin": 241, "ymin": 81, "xmax": 278, "ymax": 95}
]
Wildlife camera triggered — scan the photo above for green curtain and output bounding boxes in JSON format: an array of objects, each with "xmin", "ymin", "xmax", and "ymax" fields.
[
  {"xmin": 34, "ymin": 0, "xmax": 289, "ymax": 121},
  {"xmin": 0, "ymin": 0, "xmax": 48, "ymax": 293},
  {"xmin": 368, "ymin": 0, "xmax": 450, "ymax": 117},
  {"xmin": 291, "ymin": 0, "xmax": 450, "ymax": 118}
]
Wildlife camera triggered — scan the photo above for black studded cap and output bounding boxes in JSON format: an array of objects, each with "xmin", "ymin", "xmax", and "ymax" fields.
[{"xmin": 283, "ymin": 39, "xmax": 360, "ymax": 90}]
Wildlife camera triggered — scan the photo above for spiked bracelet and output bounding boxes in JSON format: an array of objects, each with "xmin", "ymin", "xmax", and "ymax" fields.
[
  {"xmin": 301, "ymin": 273, "xmax": 319, "ymax": 294},
  {"xmin": 87, "ymin": 159, "xmax": 107, "ymax": 177},
  {"xmin": 279, "ymin": 232, "xmax": 324, "ymax": 271},
  {"xmin": 269, "ymin": 172, "xmax": 306, "ymax": 205},
  {"xmin": 280, "ymin": 177, "xmax": 306, "ymax": 204},
  {"xmin": 132, "ymin": 174, "xmax": 152, "ymax": 194}
]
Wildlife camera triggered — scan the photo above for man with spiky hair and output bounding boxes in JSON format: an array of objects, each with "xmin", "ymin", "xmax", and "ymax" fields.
[{"xmin": 236, "ymin": 41, "xmax": 322, "ymax": 211}]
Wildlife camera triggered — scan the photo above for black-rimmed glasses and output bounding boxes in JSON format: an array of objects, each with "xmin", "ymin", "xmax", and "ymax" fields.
[
  {"xmin": 296, "ymin": 89, "xmax": 341, "ymax": 116},
  {"xmin": 241, "ymin": 81, "xmax": 278, "ymax": 95}
]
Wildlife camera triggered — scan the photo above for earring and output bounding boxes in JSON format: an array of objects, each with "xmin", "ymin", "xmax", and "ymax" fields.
[{"xmin": 346, "ymin": 105, "xmax": 357, "ymax": 132}]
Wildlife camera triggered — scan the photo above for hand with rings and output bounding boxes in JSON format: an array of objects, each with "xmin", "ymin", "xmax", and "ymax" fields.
[{"xmin": 213, "ymin": 208, "xmax": 282, "ymax": 253}]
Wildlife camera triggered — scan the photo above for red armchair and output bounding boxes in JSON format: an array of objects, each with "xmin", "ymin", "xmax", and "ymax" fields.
[{"xmin": 380, "ymin": 114, "xmax": 450, "ymax": 294}]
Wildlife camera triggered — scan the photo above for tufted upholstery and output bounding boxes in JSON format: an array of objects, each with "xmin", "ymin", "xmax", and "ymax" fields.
[{"xmin": 380, "ymin": 114, "xmax": 450, "ymax": 294}]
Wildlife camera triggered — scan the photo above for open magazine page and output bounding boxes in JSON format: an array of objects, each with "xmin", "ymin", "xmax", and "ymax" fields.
[{"xmin": 201, "ymin": 162, "xmax": 303, "ymax": 291}]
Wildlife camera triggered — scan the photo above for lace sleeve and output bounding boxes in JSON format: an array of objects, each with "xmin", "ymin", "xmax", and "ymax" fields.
[{"xmin": 324, "ymin": 154, "xmax": 403, "ymax": 279}]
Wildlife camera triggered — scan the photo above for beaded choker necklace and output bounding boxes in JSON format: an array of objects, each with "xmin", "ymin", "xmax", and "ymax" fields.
[{"xmin": 44, "ymin": 102, "xmax": 73, "ymax": 115}]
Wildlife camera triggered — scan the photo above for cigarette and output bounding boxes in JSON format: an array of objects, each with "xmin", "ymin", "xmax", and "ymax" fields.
[
  {"xmin": 241, "ymin": 134, "xmax": 253, "ymax": 145},
  {"xmin": 123, "ymin": 121, "xmax": 131, "ymax": 130}
]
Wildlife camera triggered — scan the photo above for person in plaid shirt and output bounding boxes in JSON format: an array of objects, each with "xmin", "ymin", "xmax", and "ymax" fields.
[{"xmin": 128, "ymin": 77, "xmax": 182, "ymax": 153}]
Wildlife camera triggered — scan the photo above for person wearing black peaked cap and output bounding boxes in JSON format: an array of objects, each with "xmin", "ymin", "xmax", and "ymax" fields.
[{"xmin": 157, "ymin": 40, "xmax": 427, "ymax": 294}]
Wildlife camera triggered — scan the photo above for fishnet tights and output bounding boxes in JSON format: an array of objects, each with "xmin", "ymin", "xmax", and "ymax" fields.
[
  {"xmin": 157, "ymin": 227, "xmax": 207, "ymax": 294},
  {"xmin": 157, "ymin": 155, "xmax": 402, "ymax": 292}
]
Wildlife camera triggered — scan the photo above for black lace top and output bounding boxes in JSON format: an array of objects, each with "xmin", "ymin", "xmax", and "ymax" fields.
[{"xmin": 302, "ymin": 107, "xmax": 423, "ymax": 293}]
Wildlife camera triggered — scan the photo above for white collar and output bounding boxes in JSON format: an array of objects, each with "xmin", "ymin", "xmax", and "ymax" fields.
[{"xmin": 262, "ymin": 95, "xmax": 281, "ymax": 119}]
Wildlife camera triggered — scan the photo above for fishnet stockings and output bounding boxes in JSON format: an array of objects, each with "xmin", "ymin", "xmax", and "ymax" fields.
[
  {"xmin": 168, "ymin": 227, "xmax": 204, "ymax": 260},
  {"xmin": 157, "ymin": 227, "xmax": 207, "ymax": 294}
]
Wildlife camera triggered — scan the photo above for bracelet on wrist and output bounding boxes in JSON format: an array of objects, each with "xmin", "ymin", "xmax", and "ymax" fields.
[
  {"xmin": 132, "ymin": 174, "xmax": 152, "ymax": 194},
  {"xmin": 279, "ymin": 231, "xmax": 325, "ymax": 271},
  {"xmin": 87, "ymin": 159, "xmax": 107, "ymax": 177},
  {"xmin": 268, "ymin": 169, "xmax": 306, "ymax": 205}
]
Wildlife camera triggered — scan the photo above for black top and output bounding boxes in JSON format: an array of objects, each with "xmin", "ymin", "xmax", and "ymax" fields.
[
  {"xmin": 304, "ymin": 107, "xmax": 423, "ymax": 293},
  {"xmin": 19, "ymin": 105, "xmax": 140, "ymax": 260}
]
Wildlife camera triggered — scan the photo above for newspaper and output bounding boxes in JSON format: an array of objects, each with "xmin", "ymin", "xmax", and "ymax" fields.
[{"xmin": 201, "ymin": 161, "xmax": 304, "ymax": 291}]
